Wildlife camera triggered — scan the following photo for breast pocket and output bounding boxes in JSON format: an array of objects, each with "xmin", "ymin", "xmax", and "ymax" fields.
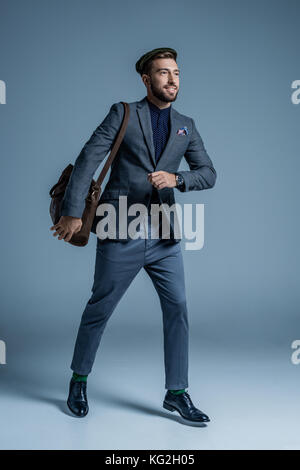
[{"xmin": 174, "ymin": 134, "xmax": 189, "ymax": 155}]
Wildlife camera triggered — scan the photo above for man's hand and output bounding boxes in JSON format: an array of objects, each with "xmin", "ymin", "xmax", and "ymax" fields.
[
  {"xmin": 147, "ymin": 171, "xmax": 176, "ymax": 190},
  {"xmin": 50, "ymin": 216, "xmax": 82, "ymax": 242}
]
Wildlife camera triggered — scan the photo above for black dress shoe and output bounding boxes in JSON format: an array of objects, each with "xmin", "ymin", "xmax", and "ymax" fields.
[
  {"xmin": 163, "ymin": 390, "xmax": 210, "ymax": 423},
  {"xmin": 67, "ymin": 378, "xmax": 89, "ymax": 417}
]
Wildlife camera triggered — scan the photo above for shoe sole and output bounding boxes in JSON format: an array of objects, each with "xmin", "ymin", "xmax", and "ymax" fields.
[
  {"xmin": 67, "ymin": 400, "xmax": 89, "ymax": 418},
  {"xmin": 163, "ymin": 401, "xmax": 210, "ymax": 423}
]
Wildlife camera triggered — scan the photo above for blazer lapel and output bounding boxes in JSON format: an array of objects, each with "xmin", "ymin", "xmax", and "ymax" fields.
[
  {"xmin": 137, "ymin": 97, "xmax": 156, "ymax": 167},
  {"xmin": 155, "ymin": 106, "xmax": 181, "ymax": 171},
  {"xmin": 136, "ymin": 96, "xmax": 181, "ymax": 169}
]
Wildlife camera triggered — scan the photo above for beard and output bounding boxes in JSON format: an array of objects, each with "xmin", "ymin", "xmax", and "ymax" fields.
[{"xmin": 149, "ymin": 77, "xmax": 179, "ymax": 103}]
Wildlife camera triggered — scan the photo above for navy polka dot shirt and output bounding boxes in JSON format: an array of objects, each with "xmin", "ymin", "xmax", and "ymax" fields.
[{"xmin": 146, "ymin": 97, "xmax": 171, "ymax": 165}]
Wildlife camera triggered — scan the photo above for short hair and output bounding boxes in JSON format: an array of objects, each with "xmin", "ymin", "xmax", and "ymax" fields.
[{"xmin": 137, "ymin": 51, "xmax": 177, "ymax": 77}]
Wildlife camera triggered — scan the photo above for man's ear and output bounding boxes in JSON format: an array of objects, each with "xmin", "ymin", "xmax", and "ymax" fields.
[{"xmin": 142, "ymin": 74, "xmax": 150, "ymax": 87}]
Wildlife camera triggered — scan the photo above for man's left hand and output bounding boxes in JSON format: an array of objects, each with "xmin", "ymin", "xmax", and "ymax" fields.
[{"xmin": 147, "ymin": 171, "xmax": 176, "ymax": 189}]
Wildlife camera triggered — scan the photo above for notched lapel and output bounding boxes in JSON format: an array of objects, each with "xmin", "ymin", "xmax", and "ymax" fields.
[{"xmin": 156, "ymin": 109, "xmax": 181, "ymax": 170}]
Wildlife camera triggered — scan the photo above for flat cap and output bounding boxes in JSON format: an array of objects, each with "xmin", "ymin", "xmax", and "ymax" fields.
[{"xmin": 135, "ymin": 47, "xmax": 177, "ymax": 75}]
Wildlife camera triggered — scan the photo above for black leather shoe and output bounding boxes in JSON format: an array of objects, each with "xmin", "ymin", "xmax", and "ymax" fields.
[
  {"xmin": 163, "ymin": 390, "xmax": 210, "ymax": 423},
  {"xmin": 67, "ymin": 378, "xmax": 89, "ymax": 417}
]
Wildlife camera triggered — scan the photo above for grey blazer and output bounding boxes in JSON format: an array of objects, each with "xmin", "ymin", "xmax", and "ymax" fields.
[{"xmin": 60, "ymin": 95, "xmax": 217, "ymax": 241}]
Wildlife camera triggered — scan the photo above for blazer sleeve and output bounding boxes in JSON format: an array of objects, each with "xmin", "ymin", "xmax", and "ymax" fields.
[
  {"xmin": 176, "ymin": 118, "xmax": 217, "ymax": 192},
  {"xmin": 60, "ymin": 102, "xmax": 124, "ymax": 218}
]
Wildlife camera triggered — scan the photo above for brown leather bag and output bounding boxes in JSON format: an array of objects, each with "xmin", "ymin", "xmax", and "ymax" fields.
[{"xmin": 49, "ymin": 102, "xmax": 130, "ymax": 247}]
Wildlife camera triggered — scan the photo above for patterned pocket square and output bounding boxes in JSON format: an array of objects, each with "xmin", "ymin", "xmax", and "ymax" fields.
[{"xmin": 176, "ymin": 126, "xmax": 189, "ymax": 135}]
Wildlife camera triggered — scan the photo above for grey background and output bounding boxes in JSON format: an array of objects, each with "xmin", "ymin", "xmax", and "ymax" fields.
[{"xmin": 0, "ymin": 0, "xmax": 299, "ymax": 449}]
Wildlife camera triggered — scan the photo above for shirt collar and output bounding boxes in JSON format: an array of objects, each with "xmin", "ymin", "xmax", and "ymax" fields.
[{"xmin": 146, "ymin": 97, "xmax": 171, "ymax": 115}]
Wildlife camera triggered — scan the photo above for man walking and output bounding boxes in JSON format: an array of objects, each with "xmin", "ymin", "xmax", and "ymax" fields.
[{"xmin": 50, "ymin": 47, "xmax": 217, "ymax": 423}]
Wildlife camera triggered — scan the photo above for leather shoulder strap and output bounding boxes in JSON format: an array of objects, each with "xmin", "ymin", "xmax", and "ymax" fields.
[{"xmin": 95, "ymin": 102, "xmax": 130, "ymax": 187}]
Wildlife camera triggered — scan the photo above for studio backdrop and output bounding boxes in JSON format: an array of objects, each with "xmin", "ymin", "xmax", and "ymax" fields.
[{"xmin": 0, "ymin": 0, "xmax": 299, "ymax": 451}]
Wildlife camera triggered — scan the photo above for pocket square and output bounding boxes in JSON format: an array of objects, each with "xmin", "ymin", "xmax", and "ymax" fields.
[{"xmin": 176, "ymin": 126, "xmax": 189, "ymax": 135}]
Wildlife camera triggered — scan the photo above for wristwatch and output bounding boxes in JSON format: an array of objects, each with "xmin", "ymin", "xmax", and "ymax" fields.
[{"xmin": 175, "ymin": 172, "xmax": 185, "ymax": 190}]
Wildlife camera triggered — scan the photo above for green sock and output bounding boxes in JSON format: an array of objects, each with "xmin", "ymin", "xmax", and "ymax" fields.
[
  {"xmin": 72, "ymin": 372, "xmax": 88, "ymax": 382},
  {"xmin": 169, "ymin": 389, "xmax": 186, "ymax": 395}
]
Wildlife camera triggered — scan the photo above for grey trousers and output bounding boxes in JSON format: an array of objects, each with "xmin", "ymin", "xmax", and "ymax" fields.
[{"xmin": 70, "ymin": 214, "xmax": 189, "ymax": 390}]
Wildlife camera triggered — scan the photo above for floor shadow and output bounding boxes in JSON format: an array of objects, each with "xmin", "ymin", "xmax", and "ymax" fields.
[{"xmin": 94, "ymin": 389, "xmax": 208, "ymax": 427}]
